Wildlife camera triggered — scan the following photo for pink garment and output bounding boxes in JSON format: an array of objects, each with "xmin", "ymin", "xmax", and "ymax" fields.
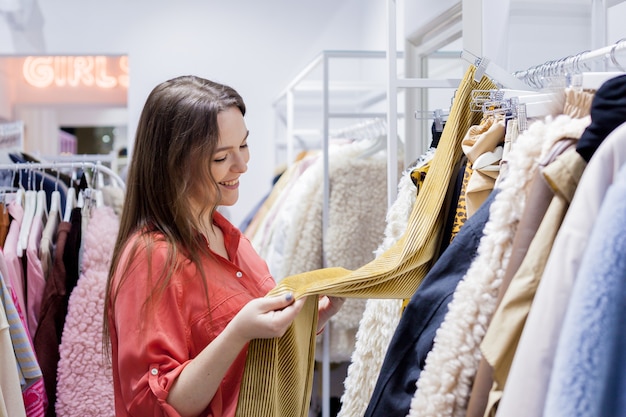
[
  {"xmin": 4, "ymin": 200, "xmax": 26, "ymax": 319},
  {"xmin": 4, "ymin": 262, "xmax": 47, "ymax": 417},
  {"xmin": 26, "ymin": 215, "xmax": 45, "ymax": 339},
  {"xmin": 23, "ymin": 380, "xmax": 46, "ymax": 417},
  {"xmin": 56, "ymin": 206, "xmax": 118, "ymax": 417}
]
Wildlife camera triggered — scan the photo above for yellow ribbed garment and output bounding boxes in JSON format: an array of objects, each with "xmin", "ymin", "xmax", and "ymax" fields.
[{"xmin": 236, "ymin": 66, "xmax": 497, "ymax": 417}]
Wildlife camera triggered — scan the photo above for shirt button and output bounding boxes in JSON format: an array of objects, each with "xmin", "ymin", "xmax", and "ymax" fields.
[
  {"xmin": 151, "ymin": 368, "xmax": 158, "ymax": 376},
  {"xmin": 236, "ymin": 271, "xmax": 243, "ymax": 278}
]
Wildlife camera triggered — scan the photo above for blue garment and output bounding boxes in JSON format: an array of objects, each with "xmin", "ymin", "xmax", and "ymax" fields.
[
  {"xmin": 364, "ymin": 190, "xmax": 496, "ymax": 417},
  {"xmin": 543, "ymin": 163, "xmax": 626, "ymax": 417},
  {"xmin": 4, "ymin": 152, "xmax": 69, "ymax": 213}
]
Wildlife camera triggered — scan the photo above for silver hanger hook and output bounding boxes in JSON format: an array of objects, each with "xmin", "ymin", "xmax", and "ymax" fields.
[
  {"xmin": 574, "ymin": 50, "xmax": 591, "ymax": 73},
  {"xmin": 610, "ymin": 38, "xmax": 626, "ymax": 72},
  {"xmin": 27, "ymin": 166, "xmax": 33, "ymax": 190},
  {"xmin": 54, "ymin": 162, "xmax": 60, "ymax": 192},
  {"xmin": 39, "ymin": 167, "xmax": 46, "ymax": 191}
]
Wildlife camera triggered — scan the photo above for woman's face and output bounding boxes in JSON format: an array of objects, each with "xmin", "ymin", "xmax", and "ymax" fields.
[{"xmin": 211, "ymin": 106, "xmax": 250, "ymax": 207}]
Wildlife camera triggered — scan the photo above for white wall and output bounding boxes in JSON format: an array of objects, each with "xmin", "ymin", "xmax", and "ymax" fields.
[
  {"xmin": 2, "ymin": 0, "xmax": 626, "ymax": 225},
  {"xmin": 0, "ymin": 57, "xmax": 15, "ymax": 121},
  {"xmin": 0, "ymin": 0, "xmax": 388, "ymax": 226}
]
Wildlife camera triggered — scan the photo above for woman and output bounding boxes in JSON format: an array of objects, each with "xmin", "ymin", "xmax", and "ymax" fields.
[{"xmin": 103, "ymin": 75, "xmax": 343, "ymax": 417}]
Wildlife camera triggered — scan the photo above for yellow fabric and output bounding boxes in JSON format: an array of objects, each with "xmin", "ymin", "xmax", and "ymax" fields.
[
  {"xmin": 449, "ymin": 161, "xmax": 472, "ymax": 241},
  {"xmin": 235, "ymin": 66, "xmax": 497, "ymax": 417},
  {"xmin": 410, "ymin": 161, "xmax": 430, "ymax": 192}
]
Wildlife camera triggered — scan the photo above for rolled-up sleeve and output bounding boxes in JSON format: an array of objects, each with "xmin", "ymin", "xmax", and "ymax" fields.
[{"xmin": 112, "ymin": 241, "xmax": 194, "ymax": 416}]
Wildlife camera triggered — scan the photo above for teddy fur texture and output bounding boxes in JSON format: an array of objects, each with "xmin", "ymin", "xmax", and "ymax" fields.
[
  {"xmin": 337, "ymin": 157, "xmax": 423, "ymax": 417},
  {"xmin": 56, "ymin": 206, "xmax": 119, "ymax": 417},
  {"xmin": 261, "ymin": 140, "xmax": 399, "ymax": 363},
  {"xmin": 407, "ymin": 114, "xmax": 591, "ymax": 417},
  {"xmin": 543, "ymin": 162, "xmax": 626, "ymax": 417}
]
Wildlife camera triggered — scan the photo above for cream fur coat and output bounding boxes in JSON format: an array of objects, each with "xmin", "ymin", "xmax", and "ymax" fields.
[{"xmin": 265, "ymin": 140, "xmax": 399, "ymax": 362}]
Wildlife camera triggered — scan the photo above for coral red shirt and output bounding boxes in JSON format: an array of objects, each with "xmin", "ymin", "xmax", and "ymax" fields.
[{"xmin": 108, "ymin": 212, "xmax": 275, "ymax": 417}]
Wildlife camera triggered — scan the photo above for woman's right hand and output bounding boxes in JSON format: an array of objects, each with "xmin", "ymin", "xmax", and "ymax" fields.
[{"xmin": 230, "ymin": 293, "xmax": 305, "ymax": 342}]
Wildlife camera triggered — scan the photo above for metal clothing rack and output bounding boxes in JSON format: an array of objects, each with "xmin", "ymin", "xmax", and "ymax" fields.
[
  {"xmin": 274, "ymin": 49, "xmax": 392, "ymax": 417},
  {"xmin": 511, "ymin": 38, "xmax": 626, "ymax": 89},
  {"xmin": 0, "ymin": 161, "xmax": 126, "ymax": 190}
]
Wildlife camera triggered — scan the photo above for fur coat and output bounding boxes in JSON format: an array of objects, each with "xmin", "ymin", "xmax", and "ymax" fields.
[
  {"xmin": 337, "ymin": 158, "xmax": 421, "ymax": 417},
  {"xmin": 265, "ymin": 140, "xmax": 398, "ymax": 362},
  {"xmin": 56, "ymin": 206, "xmax": 119, "ymax": 417},
  {"xmin": 408, "ymin": 114, "xmax": 591, "ymax": 417}
]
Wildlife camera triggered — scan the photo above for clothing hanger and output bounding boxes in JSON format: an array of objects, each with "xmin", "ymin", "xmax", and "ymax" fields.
[
  {"xmin": 49, "ymin": 169, "xmax": 62, "ymax": 222},
  {"xmin": 512, "ymin": 39, "xmax": 626, "ymax": 91},
  {"xmin": 13, "ymin": 169, "xmax": 24, "ymax": 208},
  {"xmin": 568, "ymin": 71, "xmax": 624, "ymax": 90},
  {"xmin": 35, "ymin": 169, "xmax": 49, "ymax": 227},
  {"xmin": 414, "ymin": 109, "xmax": 450, "ymax": 133},
  {"xmin": 357, "ymin": 134, "xmax": 387, "ymax": 159},
  {"xmin": 95, "ymin": 165, "xmax": 105, "ymax": 208},
  {"xmin": 461, "ymin": 50, "xmax": 533, "ymax": 90},
  {"xmin": 17, "ymin": 170, "xmax": 38, "ymax": 257},
  {"xmin": 512, "ymin": 91, "xmax": 563, "ymax": 119},
  {"xmin": 76, "ymin": 189, "xmax": 84, "ymax": 209},
  {"xmin": 433, "ymin": 109, "xmax": 449, "ymax": 133},
  {"xmin": 63, "ymin": 169, "xmax": 77, "ymax": 222}
]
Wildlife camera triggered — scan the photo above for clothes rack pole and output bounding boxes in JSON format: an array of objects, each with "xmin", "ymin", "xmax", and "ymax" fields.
[
  {"xmin": 512, "ymin": 38, "xmax": 626, "ymax": 82},
  {"xmin": 0, "ymin": 161, "xmax": 126, "ymax": 189}
]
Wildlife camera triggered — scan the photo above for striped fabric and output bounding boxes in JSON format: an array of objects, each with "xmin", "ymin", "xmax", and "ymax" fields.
[
  {"xmin": 1, "ymin": 274, "xmax": 42, "ymax": 386},
  {"xmin": 236, "ymin": 66, "xmax": 497, "ymax": 417},
  {"xmin": 1, "ymin": 271, "xmax": 47, "ymax": 416}
]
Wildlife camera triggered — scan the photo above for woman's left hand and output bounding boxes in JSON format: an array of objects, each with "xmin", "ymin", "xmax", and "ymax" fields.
[{"xmin": 316, "ymin": 296, "xmax": 345, "ymax": 334}]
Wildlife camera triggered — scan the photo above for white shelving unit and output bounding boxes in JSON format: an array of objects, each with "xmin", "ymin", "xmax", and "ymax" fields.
[
  {"xmin": 273, "ymin": 50, "xmax": 390, "ymax": 168},
  {"xmin": 273, "ymin": 50, "xmax": 391, "ymax": 417},
  {"xmin": 272, "ymin": 14, "xmax": 463, "ymax": 417},
  {"xmin": 386, "ymin": 0, "xmax": 463, "ymax": 207}
]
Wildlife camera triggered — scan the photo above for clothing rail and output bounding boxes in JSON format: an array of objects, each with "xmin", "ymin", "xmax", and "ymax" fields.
[
  {"xmin": 512, "ymin": 38, "xmax": 626, "ymax": 87},
  {"xmin": 331, "ymin": 117, "xmax": 387, "ymax": 140},
  {"xmin": 0, "ymin": 161, "xmax": 126, "ymax": 190}
]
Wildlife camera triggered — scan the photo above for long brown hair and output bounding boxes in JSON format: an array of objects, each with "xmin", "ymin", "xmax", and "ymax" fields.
[{"xmin": 102, "ymin": 75, "xmax": 246, "ymax": 357}]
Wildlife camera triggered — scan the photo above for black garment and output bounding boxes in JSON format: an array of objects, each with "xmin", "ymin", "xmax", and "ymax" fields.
[
  {"xmin": 438, "ymin": 156, "xmax": 468, "ymax": 256},
  {"xmin": 64, "ymin": 207, "xmax": 83, "ymax": 295},
  {"xmin": 576, "ymin": 74, "xmax": 626, "ymax": 162},
  {"xmin": 430, "ymin": 120, "xmax": 445, "ymax": 148},
  {"xmin": 364, "ymin": 190, "xmax": 497, "ymax": 417}
]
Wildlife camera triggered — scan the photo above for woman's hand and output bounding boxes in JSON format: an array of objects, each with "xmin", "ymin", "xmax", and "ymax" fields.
[
  {"xmin": 229, "ymin": 293, "xmax": 305, "ymax": 343},
  {"xmin": 316, "ymin": 296, "xmax": 345, "ymax": 334}
]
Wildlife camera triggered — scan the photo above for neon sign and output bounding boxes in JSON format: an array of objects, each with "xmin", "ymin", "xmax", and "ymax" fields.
[{"xmin": 23, "ymin": 56, "xmax": 129, "ymax": 89}]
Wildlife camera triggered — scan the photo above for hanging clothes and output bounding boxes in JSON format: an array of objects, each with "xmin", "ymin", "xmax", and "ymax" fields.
[
  {"xmin": 465, "ymin": 138, "xmax": 584, "ymax": 417},
  {"xmin": 271, "ymin": 139, "xmax": 395, "ymax": 362},
  {"xmin": 235, "ymin": 64, "xmax": 497, "ymax": 417},
  {"xmin": 33, "ymin": 219, "xmax": 72, "ymax": 417},
  {"xmin": 338, "ymin": 158, "xmax": 421, "ymax": 417},
  {"xmin": 0, "ymin": 272, "xmax": 28, "ymax": 417},
  {"xmin": 575, "ymin": 74, "xmax": 626, "ymax": 162},
  {"xmin": 406, "ymin": 114, "xmax": 590, "ymax": 417},
  {"xmin": 56, "ymin": 206, "xmax": 119, "ymax": 417},
  {"xmin": 461, "ymin": 114, "xmax": 506, "ymax": 217},
  {"xmin": 365, "ymin": 189, "xmax": 496, "ymax": 417},
  {"xmin": 495, "ymin": 119, "xmax": 626, "ymax": 417},
  {"xmin": 542, "ymin": 161, "xmax": 626, "ymax": 417},
  {"xmin": 0, "ymin": 160, "xmax": 125, "ymax": 417}
]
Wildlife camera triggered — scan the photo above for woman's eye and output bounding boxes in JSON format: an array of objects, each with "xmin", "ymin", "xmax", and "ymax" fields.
[
  {"xmin": 214, "ymin": 156, "xmax": 227, "ymax": 162},
  {"xmin": 240, "ymin": 143, "xmax": 248, "ymax": 149}
]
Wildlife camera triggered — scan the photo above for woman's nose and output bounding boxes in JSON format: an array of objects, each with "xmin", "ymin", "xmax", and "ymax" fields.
[{"xmin": 232, "ymin": 153, "xmax": 248, "ymax": 173}]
